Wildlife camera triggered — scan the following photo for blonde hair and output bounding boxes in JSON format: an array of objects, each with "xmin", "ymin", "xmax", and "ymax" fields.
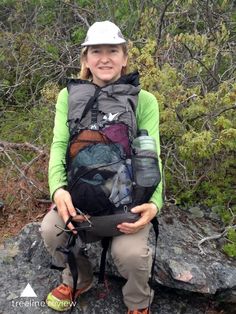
[{"xmin": 79, "ymin": 43, "xmax": 129, "ymax": 80}]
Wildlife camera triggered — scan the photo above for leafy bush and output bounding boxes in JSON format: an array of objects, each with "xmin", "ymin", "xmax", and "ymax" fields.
[
  {"xmin": 0, "ymin": 103, "xmax": 54, "ymax": 147},
  {"xmin": 129, "ymin": 38, "xmax": 235, "ymax": 210},
  {"xmin": 223, "ymin": 227, "xmax": 236, "ymax": 258}
]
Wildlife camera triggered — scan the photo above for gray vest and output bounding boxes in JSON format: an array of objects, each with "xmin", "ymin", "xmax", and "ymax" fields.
[{"xmin": 67, "ymin": 72, "xmax": 140, "ymax": 140}]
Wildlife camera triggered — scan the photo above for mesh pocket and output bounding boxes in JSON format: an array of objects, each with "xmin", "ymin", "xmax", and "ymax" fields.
[
  {"xmin": 69, "ymin": 130, "xmax": 109, "ymax": 158},
  {"xmin": 131, "ymin": 149, "xmax": 161, "ymax": 206},
  {"xmin": 102, "ymin": 123, "xmax": 131, "ymax": 156},
  {"xmin": 70, "ymin": 167, "xmax": 114, "ymax": 216},
  {"xmin": 67, "ymin": 143, "xmax": 127, "ymax": 215}
]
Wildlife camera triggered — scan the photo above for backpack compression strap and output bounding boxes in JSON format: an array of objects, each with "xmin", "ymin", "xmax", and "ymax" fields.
[
  {"xmin": 56, "ymin": 216, "xmax": 83, "ymax": 313},
  {"xmin": 149, "ymin": 217, "xmax": 159, "ymax": 288},
  {"xmin": 98, "ymin": 237, "xmax": 111, "ymax": 284},
  {"xmin": 56, "ymin": 238, "xmax": 78, "ymax": 312},
  {"xmin": 80, "ymin": 86, "xmax": 101, "ymax": 124}
]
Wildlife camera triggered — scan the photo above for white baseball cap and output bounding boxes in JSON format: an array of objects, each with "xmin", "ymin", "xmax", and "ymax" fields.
[{"xmin": 81, "ymin": 21, "xmax": 126, "ymax": 46}]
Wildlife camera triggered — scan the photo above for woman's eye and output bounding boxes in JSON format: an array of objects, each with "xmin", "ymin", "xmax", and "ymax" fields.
[{"xmin": 91, "ymin": 49, "xmax": 100, "ymax": 54}]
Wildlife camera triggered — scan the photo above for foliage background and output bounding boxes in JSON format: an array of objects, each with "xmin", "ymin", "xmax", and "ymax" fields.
[{"xmin": 0, "ymin": 0, "xmax": 235, "ymax": 255}]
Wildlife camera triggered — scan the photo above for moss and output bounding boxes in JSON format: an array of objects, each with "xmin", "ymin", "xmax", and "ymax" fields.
[{"xmin": 223, "ymin": 243, "xmax": 236, "ymax": 258}]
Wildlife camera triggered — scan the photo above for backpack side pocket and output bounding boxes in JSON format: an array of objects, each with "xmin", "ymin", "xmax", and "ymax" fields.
[{"xmin": 132, "ymin": 149, "xmax": 161, "ymax": 206}]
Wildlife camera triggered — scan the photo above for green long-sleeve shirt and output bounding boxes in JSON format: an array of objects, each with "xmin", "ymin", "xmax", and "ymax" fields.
[{"xmin": 49, "ymin": 87, "xmax": 163, "ymax": 210}]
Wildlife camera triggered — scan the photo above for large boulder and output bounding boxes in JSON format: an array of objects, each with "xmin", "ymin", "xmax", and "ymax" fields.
[
  {"xmin": 154, "ymin": 205, "xmax": 236, "ymax": 299},
  {"xmin": 0, "ymin": 205, "xmax": 235, "ymax": 314}
]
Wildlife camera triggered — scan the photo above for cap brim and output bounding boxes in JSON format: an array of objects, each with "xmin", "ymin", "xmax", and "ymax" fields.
[{"xmin": 81, "ymin": 38, "xmax": 126, "ymax": 46}]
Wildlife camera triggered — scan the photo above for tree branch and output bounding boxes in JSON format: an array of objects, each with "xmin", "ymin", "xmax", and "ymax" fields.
[
  {"xmin": 0, "ymin": 141, "xmax": 48, "ymax": 195},
  {"xmin": 182, "ymin": 43, "xmax": 220, "ymax": 85},
  {"xmin": 188, "ymin": 103, "xmax": 236, "ymax": 123},
  {"xmin": 1, "ymin": 149, "xmax": 45, "ymax": 194},
  {"xmin": 63, "ymin": 2, "xmax": 90, "ymax": 28},
  {"xmin": 198, "ymin": 225, "xmax": 236, "ymax": 255},
  {"xmin": 157, "ymin": 0, "xmax": 174, "ymax": 45},
  {"xmin": 0, "ymin": 141, "xmax": 46, "ymax": 155},
  {"xmin": 175, "ymin": 94, "xmax": 197, "ymax": 130},
  {"xmin": 213, "ymin": 104, "xmax": 236, "ymax": 118}
]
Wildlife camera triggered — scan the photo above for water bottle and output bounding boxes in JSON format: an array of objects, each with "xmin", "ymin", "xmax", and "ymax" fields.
[{"xmin": 132, "ymin": 129, "xmax": 159, "ymax": 187}]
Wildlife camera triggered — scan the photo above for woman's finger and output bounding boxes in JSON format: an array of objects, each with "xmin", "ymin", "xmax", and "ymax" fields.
[{"xmin": 72, "ymin": 215, "xmax": 88, "ymax": 222}]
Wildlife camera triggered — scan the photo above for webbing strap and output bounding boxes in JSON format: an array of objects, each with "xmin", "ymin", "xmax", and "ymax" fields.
[
  {"xmin": 98, "ymin": 237, "xmax": 111, "ymax": 284},
  {"xmin": 67, "ymin": 240, "xmax": 78, "ymax": 310},
  {"xmin": 56, "ymin": 218, "xmax": 79, "ymax": 313},
  {"xmin": 148, "ymin": 217, "xmax": 159, "ymax": 311},
  {"xmin": 80, "ymin": 87, "xmax": 101, "ymax": 124},
  {"xmin": 150, "ymin": 217, "xmax": 159, "ymax": 286},
  {"xmin": 50, "ymin": 264, "xmax": 65, "ymax": 271}
]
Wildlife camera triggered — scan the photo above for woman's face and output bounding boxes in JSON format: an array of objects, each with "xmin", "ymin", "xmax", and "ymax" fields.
[{"xmin": 85, "ymin": 45, "xmax": 128, "ymax": 86}]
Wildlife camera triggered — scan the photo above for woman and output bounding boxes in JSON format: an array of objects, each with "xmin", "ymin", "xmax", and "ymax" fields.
[{"xmin": 41, "ymin": 21, "xmax": 163, "ymax": 314}]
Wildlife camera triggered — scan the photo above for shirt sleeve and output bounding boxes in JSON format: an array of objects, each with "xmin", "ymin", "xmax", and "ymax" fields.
[
  {"xmin": 48, "ymin": 88, "xmax": 69, "ymax": 200},
  {"xmin": 136, "ymin": 89, "xmax": 163, "ymax": 211}
]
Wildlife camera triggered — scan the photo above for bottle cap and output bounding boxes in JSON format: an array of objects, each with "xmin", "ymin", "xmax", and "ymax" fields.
[{"xmin": 137, "ymin": 129, "xmax": 148, "ymax": 136}]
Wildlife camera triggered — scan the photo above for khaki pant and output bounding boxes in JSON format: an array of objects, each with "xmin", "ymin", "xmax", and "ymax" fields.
[{"xmin": 41, "ymin": 209, "xmax": 153, "ymax": 310}]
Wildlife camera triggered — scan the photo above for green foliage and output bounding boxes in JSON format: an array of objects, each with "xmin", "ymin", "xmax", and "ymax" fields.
[
  {"xmin": 213, "ymin": 206, "xmax": 235, "ymax": 225},
  {"xmin": 223, "ymin": 227, "xmax": 236, "ymax": 258},
  {"xmin": 223, "ymin": 243, "xmax": 236, "ymax": 258},
  {"xmin": 71, "ymin": 27, "xmax": 87, "ymax": 44},
  {"xmin": 180, "ymin": 131, "xmax": 213, "ymax": 159},
  {"xmin": 0, "ymin": 102, "xmax": 54, "ymax": 147},
  {"xmin": 129, "ymin": 34, "xmax": 235, "ymax": 215}
]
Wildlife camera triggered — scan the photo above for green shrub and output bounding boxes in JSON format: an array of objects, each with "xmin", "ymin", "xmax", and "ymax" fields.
[{"xmin": 223, "ymin": 228, "xmax": 236, "ymax": 258}]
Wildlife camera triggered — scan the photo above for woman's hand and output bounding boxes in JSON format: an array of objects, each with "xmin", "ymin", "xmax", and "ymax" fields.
[
  {"xmin": 53, "ymin": 188, "xmax": 87, "ymax": 233},
  {"xmin": 117, "ymin": 202, "xmax": 158, "ymax": 234}
]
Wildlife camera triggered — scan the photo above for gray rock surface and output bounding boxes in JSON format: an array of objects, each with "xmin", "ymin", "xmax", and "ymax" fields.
[
  {"xmin": 155, "ymin": 205, "xmax": 236, "ymax": 298},
  {"xmin": 0, "ymin": 205, "xmax": 235, "ymax": 314}
]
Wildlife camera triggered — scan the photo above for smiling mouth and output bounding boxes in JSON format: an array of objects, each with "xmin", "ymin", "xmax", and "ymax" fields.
[{"xmin": 99, "ymin": 67, "xmax": 112, "ymax": 70}]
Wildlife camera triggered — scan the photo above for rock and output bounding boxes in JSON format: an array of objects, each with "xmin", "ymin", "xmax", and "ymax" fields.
[
  {"xmin": 0, "ymin": 206, "xmax": 235, "ymax": 314},
  {"xmin": 188, "ymin": 206, "xmax": 204, "ymax": 218},
  {"xmin": 154, "ymin": 205, "xmax": 236, "ymax": 299}
]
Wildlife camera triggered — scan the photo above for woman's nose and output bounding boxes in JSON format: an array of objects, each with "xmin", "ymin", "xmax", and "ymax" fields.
[{"xmin": 100, "ymin": 54, "xmax": 109, "ymax": 63}]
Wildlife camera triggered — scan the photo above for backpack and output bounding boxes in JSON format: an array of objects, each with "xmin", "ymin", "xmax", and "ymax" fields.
[
  {"xmin": 65, "ymin": 71, "xmax": 160, "ymax": 232},
  {"xmin": 56, "ymin": 72, "xmax": 161, "ymax": 310}
]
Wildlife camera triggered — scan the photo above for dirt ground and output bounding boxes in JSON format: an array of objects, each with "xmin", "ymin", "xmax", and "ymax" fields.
[
  {"xmin": 0, "ymin": 155, "xmax": 50, "ymax": 243},
  {"xmin": 0, "ymin": 203, "xmax": 48, "ymax": 243}
]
